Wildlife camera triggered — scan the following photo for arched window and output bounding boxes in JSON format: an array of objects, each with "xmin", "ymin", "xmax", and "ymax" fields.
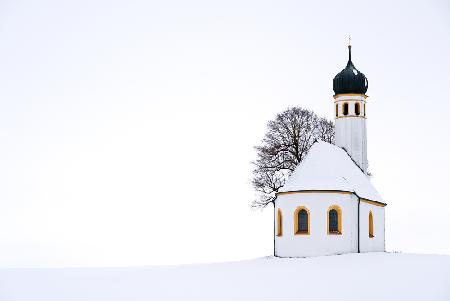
[
  {"xmin": 335, "ymin": 103, "xmax": 338, "ymax": 117},
  {"xmin": 327, "ymin": 205, "xmax": 342, "ymax": 235},
  {"xmin": 364, "ymin": 103, "xmax": 366, "ymax": 117},
  {"xmin": 277, "ymin": 208, "xmax": 283, "ymax": 237},
  {"xmin": 294, "ymin": 206, "xmax": 310, "ymax": 235},
  {"xmin": 355, "ymin": 102, "xmax": 360, "ymax": 116},
  {"xmin": 369, "ymin": 211, "xmax": 374, "ymax": 238},
  {"xmin": 343, "ymin": 103, "xmax": 349, "ymax": 116}
]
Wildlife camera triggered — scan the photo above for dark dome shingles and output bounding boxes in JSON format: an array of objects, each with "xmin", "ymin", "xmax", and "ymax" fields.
[{"xmin": 333, "ymin": 47, "xmax": 368, "ymax": 95}]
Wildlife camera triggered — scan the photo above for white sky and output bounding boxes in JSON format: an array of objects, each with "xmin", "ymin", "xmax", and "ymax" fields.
[{"xmin": 0, "ymin": 0, "xmax": 449, "ymax": 267}]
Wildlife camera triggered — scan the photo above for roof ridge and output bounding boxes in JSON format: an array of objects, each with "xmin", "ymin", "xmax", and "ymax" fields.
[{"xmin": 338, "ymin": 146, "xmax": 367, "ymax": 176}]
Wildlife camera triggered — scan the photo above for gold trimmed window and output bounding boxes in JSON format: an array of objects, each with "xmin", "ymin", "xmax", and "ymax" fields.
[
  {"xmin": 327, "ymin": 205, "xmax": 342, "ymax": 235},
  {"xmin": 355, "ymin": 102, "xmax": 360, "ymax": 116},
  {"xmin": 364, "ymin": 103, "xmax": 366, "ymax": 117},
  {"xmin": 369, "ymin": 211, "xmax": 374, "ymax": 238},
  {"xmin": 343, "ymin": 103, "xmax": 349, "ymax": 116},
  {"xmin": 277, "ymin": 208, "xmax": 283, "ymax": 237},
  {"xmin": 294, "ymin": 206, "xmax": 310, "ymax": 235},
  {"xmin": 335, "ymin": 103, "xmax": 338, "ymax": 117}
]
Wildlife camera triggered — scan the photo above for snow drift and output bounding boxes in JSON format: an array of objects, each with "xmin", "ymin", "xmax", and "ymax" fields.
[{"xmin": 0, "ymin": 253, "xmax": 449, "ymax": 301}]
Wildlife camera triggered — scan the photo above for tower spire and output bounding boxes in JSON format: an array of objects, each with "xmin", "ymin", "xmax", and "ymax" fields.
[{"xmin": 348, "ymin": 36, "xmax": 352, "ymax": 62}]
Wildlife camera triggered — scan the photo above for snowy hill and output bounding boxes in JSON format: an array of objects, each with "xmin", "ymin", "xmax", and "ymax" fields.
[{"xmin": 0, "ymin": 253, "xmax": 449, "ymax": 301}]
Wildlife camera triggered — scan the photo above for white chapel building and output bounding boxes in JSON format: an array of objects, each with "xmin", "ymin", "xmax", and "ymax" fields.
[{"xmin": 274, "ymin": 45, "xmax": 386, "ymax": 257}]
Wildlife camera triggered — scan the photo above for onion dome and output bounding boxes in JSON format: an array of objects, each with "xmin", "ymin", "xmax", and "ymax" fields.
[{"xmin": 333, "ymin": 45, "xmax": 368, "ymax": 95}]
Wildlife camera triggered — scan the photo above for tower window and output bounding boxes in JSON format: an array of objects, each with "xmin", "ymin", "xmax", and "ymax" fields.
[
  {"xmin": 327, "ymin": 205, "xmax": 342, "ymax": 235},
  {"xmin": 364, "ymin": 103, "xmax": 366, "ymax": 117},
  {"xmin": 343, "ymin": 103, "xmax": 349, "ymax": 116},
  {"xmin": 355, "ymin": 102, "xmax": 360, "ymax": 116},
  {"xmin": 335, "ymin": 103, "xmax": 338, "ymax": 117},
  {"xmin": 294, "ymin": 206, "xmax": 310, "ymax": 235},
  {"xmin": 277, "ymin": 208, "xmax": 283, "ymax": 237},
  {"xmin": 369, "ymin": 211, "xmax": 374, "ymax": 238}
]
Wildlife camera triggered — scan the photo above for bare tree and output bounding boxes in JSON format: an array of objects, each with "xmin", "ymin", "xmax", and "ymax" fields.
[{"xmin": 252, "ymin": 107, "xmax": 335, "ymax": 208}]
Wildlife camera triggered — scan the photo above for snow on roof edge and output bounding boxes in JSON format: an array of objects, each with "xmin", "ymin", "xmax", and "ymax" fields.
[{"xmin": 275, "ymin": 190, "xmax": 387, "ymax": 206}]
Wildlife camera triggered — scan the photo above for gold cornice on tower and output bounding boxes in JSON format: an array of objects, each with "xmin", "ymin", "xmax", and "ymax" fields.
[
  {"xmin": 336, "ymin": 116, "xmax": 367, "ymax": 119},
  {"xmin": 334, "ymin": 100, "xmax": 367, "ymax": 104},
  {"xmin": 333, "ymin": 93, "xmax": 368, "ymax": 99}
]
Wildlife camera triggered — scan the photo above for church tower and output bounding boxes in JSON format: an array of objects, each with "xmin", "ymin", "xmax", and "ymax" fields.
[
  {"xmin": 333, "ymin": 44, "xmax": 369, "ymax": 174},
  {"xmin": 273, "ymin": 44, "xmax": 385, "ymax": 258}
]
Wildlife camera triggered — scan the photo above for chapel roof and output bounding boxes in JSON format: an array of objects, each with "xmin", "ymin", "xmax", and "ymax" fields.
[{"xmin": 278, "ymin": 141, "xmax": 384, "ymax": 204}]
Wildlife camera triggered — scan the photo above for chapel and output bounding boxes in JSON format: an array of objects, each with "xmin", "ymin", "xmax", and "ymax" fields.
[{"xmin": 274, "ymin": 44, "xmax": 386, "ymax": 257}]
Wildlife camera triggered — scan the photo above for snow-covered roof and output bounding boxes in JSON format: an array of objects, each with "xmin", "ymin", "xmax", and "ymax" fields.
[{"xmin": 279, "ymin": 141, "xmax": 384, "ymax": 203}]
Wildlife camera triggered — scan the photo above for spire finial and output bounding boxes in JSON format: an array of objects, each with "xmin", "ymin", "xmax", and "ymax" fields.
[{"xmin": 348, "ymin": 35, "xmax": 352, "ymax": 61}]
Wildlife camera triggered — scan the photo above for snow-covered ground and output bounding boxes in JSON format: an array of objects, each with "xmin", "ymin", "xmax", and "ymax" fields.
[{"xmin": 0, "ymin": 253, "xmax": 449, "ymax": 301}]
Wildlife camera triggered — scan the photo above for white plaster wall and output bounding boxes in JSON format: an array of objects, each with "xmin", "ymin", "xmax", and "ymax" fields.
[
  {"xmin": 359, "ymin": 202, "xmax": 385, "ymax": 252},
  {"xmin": 275, "ymin": 193, "xmax": 358, "ymax": 257},
  {"xmin": 334, "ymin": 95, "xmax": 368, "ymax": 173},
  {"xmin": 335, "ymin": 117, "xmax": 367, "ymax": 171}
]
